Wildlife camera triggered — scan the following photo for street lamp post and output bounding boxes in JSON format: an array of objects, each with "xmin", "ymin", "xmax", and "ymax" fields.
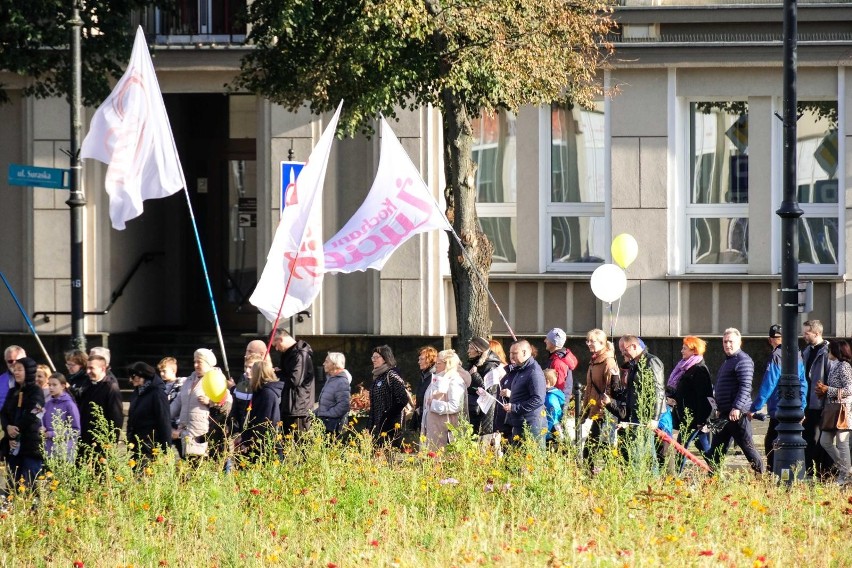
[
  {"xmin": 67, "ymin": 1, "xmax": 86, "ymax": 352},
  {"xmin": 772, "ymin": 0, "xmax": 806, "ymax": 482}
]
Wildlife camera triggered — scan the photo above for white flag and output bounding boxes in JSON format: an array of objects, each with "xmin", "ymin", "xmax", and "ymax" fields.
[
  {"xmin": 250, "ymin": 102, "xmax": 343, "ymax": 322},
  {"xmin": 323, "ymin": 117, "xmax": 450, "ymax": 274},
  {"xmin": 80, "ymin": 27, "xmax": 185, "ymax": 230}
]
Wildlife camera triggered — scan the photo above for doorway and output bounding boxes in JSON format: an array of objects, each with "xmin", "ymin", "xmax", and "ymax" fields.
[{"xmin": 164, "ymin": 93, "xmax": 258, "ymax": 332}]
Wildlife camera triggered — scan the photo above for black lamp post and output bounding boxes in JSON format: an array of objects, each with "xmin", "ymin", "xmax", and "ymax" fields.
[
  {"xmin": 772, "ymin": 0, "xmax": 806, "ymax": 482},
  {"xmin": 67, "ymin": 1, "xmax": 86, "ymax": 352}
]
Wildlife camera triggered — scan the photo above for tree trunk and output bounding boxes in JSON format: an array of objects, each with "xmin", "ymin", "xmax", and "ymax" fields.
[{"xmin": 441, "ymin": 91, "xmax": 494, "ymax": 351}]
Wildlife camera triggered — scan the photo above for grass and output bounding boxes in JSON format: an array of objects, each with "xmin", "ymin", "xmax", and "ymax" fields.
[{"xmin": 1, "ymin": 420, "xmax": 849, "ymax": 568}]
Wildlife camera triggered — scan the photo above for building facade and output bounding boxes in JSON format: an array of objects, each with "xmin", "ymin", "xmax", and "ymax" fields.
[{"xmin": 1, "ymin": 0, "xmax": 851, "ymax": 342}]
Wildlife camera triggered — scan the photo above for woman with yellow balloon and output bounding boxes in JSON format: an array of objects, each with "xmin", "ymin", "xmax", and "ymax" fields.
[{"xmin": 174, "ymin": 348, "xmax": 231, "ymax": 459}]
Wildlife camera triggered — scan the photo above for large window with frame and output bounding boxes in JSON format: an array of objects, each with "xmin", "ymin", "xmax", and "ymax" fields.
[
  {"xmin": 548, "ymin": 102, "xmax": 607, "ymax": 270},
  {"xmin": 795, "ymin": 101, "xmax": 839, "ymax": 273},
  {"xmin": 473, "ymin": 111, "xmax": 517, "ymax": 270},
  {"xmin": 687, "ymin": 101, "xmax": 749, "ymax": 271}
]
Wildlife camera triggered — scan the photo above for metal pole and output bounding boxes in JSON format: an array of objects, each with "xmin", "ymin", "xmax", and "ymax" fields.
[
  {"xmin": 67, "ymin": 1, "xmax": 86, "ymax": 352},
  {"xmin": 773, "ymin": 0, "xmax": 806, "ymax": 482}
]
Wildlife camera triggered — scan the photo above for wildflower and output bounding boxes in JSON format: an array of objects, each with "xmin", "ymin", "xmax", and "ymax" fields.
[
  {"xmin": 427, "ymin": 451, "xmax": 437, "ymax": 458},
  {"xmin": 380, "ymin": 431, "xmax": 387, "ymax": 437},
  {"xmin": 158, "ymin": 561, "xmax": 168, "ymax": 567},
  {"xmin": 439, "ymin": 478, "xmax": 459, "ymax": 485},
  {"xmin": 370, "ymin": 540, "xmax": 379, "ymax": 547},
  {"xmin": 128, "ymin": 459, "xmax": 136, "ymax": 468},
  {"xmin": 144, "ymin": 467, "xmax": 154, "ymax": 476},
  {"xmin": 73, "ymin": 561, "xmax": 84, "ymax": 568},
  {"xmin": 151, "ymin": 447, "xmax": 161, "ymax": 456},
  {"xmin": 329, "ymin": 498, "xmax": 338, "ymax": 505},
  {"xmin": 250, "ymin": 488, "xmax": 261, "ymax": 496},
  {"xmin": 513, "ymin": 435, "xmax": 520, "ymax": 441},
  {"xmin": 698, "ymin": 550, "xmax": 714, "ymax": 557},
  {"xmin": 394, "ymin": 423, "xmax": 401, "ymax": 430},
  {"xmin": 156, "ymin": 515, "xmax": 165, "ymax": 523},
  {"xmin": 588, "ymin": 399, "xmax": 597, "ymax": 406}
]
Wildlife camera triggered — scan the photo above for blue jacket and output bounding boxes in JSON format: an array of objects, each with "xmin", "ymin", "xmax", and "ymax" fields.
[
  {"xmin": 544, "ymin": 387, "xmax": 565, "ymax": 439},
  {"xmin": 507, "ymin": 357, "xmax": 546, "ymax": 430},
  {"xmin": 316, "ymin": 371, "xmax": 352, "ymax": 419},
  {"xmin": 0, "ymin": 372, "xmax": 12, "ymax": 410},
  {"xmin": 714, "ymin": 350, "xmax": 754, "ymax": 414},
  {"xmin": 750, "ymin": 345, "xmax": 807, "ymax": 416}
]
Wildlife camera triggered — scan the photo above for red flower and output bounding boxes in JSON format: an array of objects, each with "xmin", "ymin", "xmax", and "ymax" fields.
[
  {"xmin": 370, "ymin": 540, "xmax": 379, "ymax": 547},
  {"xmin": 73, "ymin": 562, "xmax": 84, "ymax": 568},
  {"xmin": 156, "ymin": 515, "xmax": 165, "ymax": 523},
  {"xmin": 427, "ymin": 451, "xmax": 437, "ymax": 458},
  {"xmin": 66, "ymin": 526, "xmax": 73, "ymax": 533},
  {"xmin": 327, "ymin": 564, "xmax": 338, "ymax": 568},
  {"xmin": 698, "ymin": 550, "xmax": 714, "ymax": 556},
  {"xmin": 329, "ymin": 498, "xmax": 338, "ymax": 505},
  {"xmin": 250, "ymin": 488, "xmax": 261, "ymax": 496},
  {"xmin": 158, "ymin": 561, "xmax": 169, "ymax": 567},
  {"xmin": 380, "ymin": 509, "xmax": 388, "ymax": 516}
]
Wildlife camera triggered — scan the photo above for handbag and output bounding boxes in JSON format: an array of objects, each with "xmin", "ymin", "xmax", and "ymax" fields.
[{"xmin": 820, "ymin": 393, "xmax": 849, "ymax": 431}]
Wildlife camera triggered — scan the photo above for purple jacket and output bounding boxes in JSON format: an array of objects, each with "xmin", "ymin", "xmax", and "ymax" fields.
[
  {"xmin": 0, "ymin": 372, "xmax": 12, "ymax": 410},
  {"xmin": 43, "ymin": 392, "xmax": 81, "ymax": 458}
]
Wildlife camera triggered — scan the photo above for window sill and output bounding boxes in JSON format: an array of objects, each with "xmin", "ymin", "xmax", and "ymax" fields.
[{"xmin": 665, "ymin": 273, "xmax": 845, "ymax": 282}]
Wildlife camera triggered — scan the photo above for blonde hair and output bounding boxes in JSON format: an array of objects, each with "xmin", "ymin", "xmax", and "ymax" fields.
[
  {"xmin": 36, "ymin": 364, "xmax": 51, "ymax": 386},
  {"xmin": 586, "ymin": 328, "xmax": 607, "ymax": 344},
  {"xmin": 544, "ymin": 368, "xmax": 558, "ymax": 387},
  {"xmin": 250, "ymin": 360, "xmax": 277, "ymax": 392},
  {"xmin": 437, "ymin": 349, "xmax": 460, "ymax": 371},
  {"xmin": 158, "ymin": 356, "xmax": 177, "ymax": 373}
]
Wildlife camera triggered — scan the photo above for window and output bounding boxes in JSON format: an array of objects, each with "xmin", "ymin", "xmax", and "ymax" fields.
[
  {"xmin": 473, "ymin": 111, "xmax": 517, "ymax": 270},
  {"xmin": 686, "ymin": 102, "xmax": 749, "ymax": 271},
  {"xmin": 795, "ymin": 101, "xmax": 839, "ymax": 273},
  {"xmin": 547, "ymin": 102, "xmax": 607, "ymax": 270}
]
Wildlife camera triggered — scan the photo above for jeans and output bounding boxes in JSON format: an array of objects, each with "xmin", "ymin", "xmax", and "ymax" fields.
[
  {"xmin": 6, "ymin": 454, "xmax": 43, "ymax": 487},
  {"xmin": 818, "ymin": 428, "xmax": 851, "ymax": 483},
  {"xmin": 707, "ymin": 415, "xmax": 765, "ymax": 474}
]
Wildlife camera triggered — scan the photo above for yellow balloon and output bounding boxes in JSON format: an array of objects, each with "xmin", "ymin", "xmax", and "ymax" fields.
[
  {"xmin": 611, "ymin": 233, "xmax": 639, "ymax": 269},
  {"xmin": 201, "ymin": 369, "xmax": 227, "ymax": 403}
]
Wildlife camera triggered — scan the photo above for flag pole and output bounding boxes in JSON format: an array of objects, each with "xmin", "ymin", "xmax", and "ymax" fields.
[
  {"xmin": 0, "ymin": 271, "xmax": 57, "ymax": 372},
  {"xmin": 181, "ymin": 188, "xmax": 232, "ymax": 380}
]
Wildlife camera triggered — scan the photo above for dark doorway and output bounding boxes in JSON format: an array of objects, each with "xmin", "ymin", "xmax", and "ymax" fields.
[{"xmin": 164, "ymin": 93, "xmax": 258, "ymax": 332}]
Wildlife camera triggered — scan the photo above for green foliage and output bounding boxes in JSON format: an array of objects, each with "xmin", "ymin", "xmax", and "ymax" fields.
[
  {"xmin": 236, "ymin": 0, "xmax": 617, "ymax": 137},
  {"xmin": 2, "ymin": 419, "xmax": 850, "ymax": 566},
  {"xmin": 0, "ymin": 0, "xmax": 176, "ymax": 105}
]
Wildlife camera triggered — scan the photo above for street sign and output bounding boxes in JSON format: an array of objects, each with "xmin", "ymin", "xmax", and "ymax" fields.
[
  {"xmin": 280, "ymin": 161, "xmax": 305, "ymax": 214},
  {"xmin": 7, "ymin": 163, "xmax": 70, "ymax": 190}
]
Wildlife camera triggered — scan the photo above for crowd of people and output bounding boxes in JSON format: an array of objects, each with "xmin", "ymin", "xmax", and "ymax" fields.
[{"xmin": 0, "ymin": 318, "xmax": 849, "ymax": 493}]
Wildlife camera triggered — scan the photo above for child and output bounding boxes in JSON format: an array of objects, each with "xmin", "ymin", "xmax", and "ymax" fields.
[
  {"xmin": 158, "ymin": 357, "xmax": 185, "ymax": 430},
  {"xmin": 544, "ymin": 369, "xmax": 565, "ymax": 445},
  {"xmin": 42, "ymin": 372, "xmax": 81, "ymax": 461}
]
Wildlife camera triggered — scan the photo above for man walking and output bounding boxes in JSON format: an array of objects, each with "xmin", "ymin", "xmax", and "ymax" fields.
[
  {"xmin": 0, "ymin": 345, "xmax": 25, "ymax": 410},
  {"xmin": 801, "ymin": 319, "xmax": 832, "ymax": 478},
  {"xmin": 272, "ymin": 328, "xmax": 315, "ymax": 436},
  {"xmin": 706, "ymin": 328, "xmax": 764, "ymax": 474},
  {"xmin": 602, "ymin": 335, "xmax": 666, "ymax": 467},
  {"xmin": 748, "ymin": 324, "xmax": 806, "ymax": 473},
  {"xmin": 501, "ymin": 340, "xmax": 546, "ymax": 447}
]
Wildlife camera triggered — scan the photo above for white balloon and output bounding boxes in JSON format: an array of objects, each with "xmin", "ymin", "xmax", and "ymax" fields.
[{"xmin": 590, "ymin": 263, "xmax": 627, "ymax": 304}]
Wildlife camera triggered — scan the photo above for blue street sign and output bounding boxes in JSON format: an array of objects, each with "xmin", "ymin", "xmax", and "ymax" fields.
[
  {"xmin": 280, "ymin": 161, "xmax": 305, "ymax": 214},
  {"xmin": 7, "ymin": 163, "xmax": 70, "ymax": 190}
]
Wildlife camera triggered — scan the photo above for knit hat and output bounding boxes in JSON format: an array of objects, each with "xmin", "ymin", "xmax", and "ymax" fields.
[
  {"xmin": 769, "ymin": 324, "xmax": 782, "ymax": 338},
  {"xmin": 546, "ymin": 328, "xmax": 566, "ymax": 349},
  {"xmin": 128, "ymin": 361, "xmax": 155, "ymax": 381},
  {"xmin": 194, "ymin": 348, "xmax": 217, "ymax": 368},
  {"xmin": 15, "ymin": 357, "xmax": 38, "ymax": 385},
  {"xmin": 469, "ymin": 337, "xmax": 490, "ymax": 353},
  {"xmin": 89, "ymin": 346, "xmax": 111, "ymax": 367}
]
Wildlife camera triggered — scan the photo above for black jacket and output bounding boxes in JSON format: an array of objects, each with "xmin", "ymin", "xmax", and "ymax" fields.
[
  {"xmin": 0, "ymin": 382, "xmax": 45, "ymax": 459},
  {"xmin": 78, "ymin": 376, "xmax": 124, "ymax": 448},
  {"xmin": 667, "ymin": 361, "xmax": 713, "ymax": 431},
  {"xmin": 127, "ymin": 375, "xmax": 172, "ymax": 459},
  {"xmin": 468, "ymin": 351, "xmax": 503, "ymax": 434},
  {"xmin": 243, "ymin": 380, "xmax": 284, "ymax": 457},
  {"xmin": 368, "ymin": 369, "xmax": 409, "ymax": 438},
  {"xmin": 606, "ymin": 351, "xmax": 665, "ymax": 424},
  {"xmin": 276, "ymin": 340, "xmax": 315, "ymax": 417}
]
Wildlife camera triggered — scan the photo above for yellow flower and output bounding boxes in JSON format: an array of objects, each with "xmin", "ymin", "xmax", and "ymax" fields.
[
  {"xmin": 513, "ymin": 435, "xmax": 521, "ymax": 441},
  {"xmin": 394, "ymin": 423, "xmax": 401, "ymax": 430},
  {"xmin": 588, "ymin": 399, "xmax": 597, "ymax": 406},
  {"xmin": 380, "ymin": 431, "xmax": 388, "ymax": 437},
  {"xmin": 127, "ymin": 459, "xmax": 136, "ymax": 468}
]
